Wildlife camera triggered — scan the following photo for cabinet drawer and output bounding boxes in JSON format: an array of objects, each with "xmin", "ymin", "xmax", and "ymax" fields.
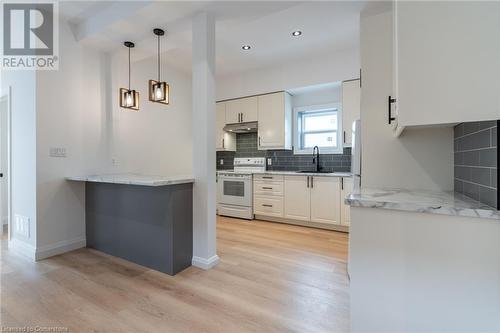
[
  {"xmin": 254, "ymin": 174, "xmax": 284, "ymax": 182},
  {"xmin": 254, "ymin": 196, "xmax": 284, "ymax": 217},
  {"xmin": 254, "ymin": 181, "xmax": 283, "ymax": 196}
]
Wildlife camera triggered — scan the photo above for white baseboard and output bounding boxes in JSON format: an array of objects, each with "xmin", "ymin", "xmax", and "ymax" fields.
[
  {"xmin": 192, "ymin": 255, "xmax": 220, "ymax": 270},
  {"xmin": 8, "ymin": 238, "xmax": 37, "ymax": 261},
  {"xmin": 35, "ymin": 237, "xmax": 86, "ymax": 261}
]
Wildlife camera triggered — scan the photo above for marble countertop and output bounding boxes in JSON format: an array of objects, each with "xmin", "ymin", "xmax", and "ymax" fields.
[
  {"xmin": 346, "ymin": 188, "xmax": 500, "ymax": 220},
  {"xmin": 66, "ymin": 173, "xmax": 194, "ymax": 187},
  {"xmin": 217, "ymin": 170, "xmax": 352, "ymax": 177}
]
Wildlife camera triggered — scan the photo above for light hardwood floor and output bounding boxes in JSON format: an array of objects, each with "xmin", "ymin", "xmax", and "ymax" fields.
[{"xmin": 1, "ymin": 217, "xmax": 350, "ymax": 332}]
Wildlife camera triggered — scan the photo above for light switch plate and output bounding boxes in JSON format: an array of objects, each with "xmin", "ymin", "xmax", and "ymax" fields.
[
  {"xmin": 49, "ymin": 147, "xmax": 66, "ymax": 158},
  {"xmin": 220, "ymin": 159, "xmax": 224, "ymax": 165},
  {"xmin": 267, "ymin": 158, "xmax": 272, "ymax": 166}
]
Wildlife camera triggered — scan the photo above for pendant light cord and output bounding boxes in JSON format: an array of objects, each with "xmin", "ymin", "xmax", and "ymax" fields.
[
  {"xmin": 157, "ymin": 34, "xmax": 160, "ymax": 82},
  {"xmin": 128, "ymin": 46, "xmax": 131, "ymax": 90}
]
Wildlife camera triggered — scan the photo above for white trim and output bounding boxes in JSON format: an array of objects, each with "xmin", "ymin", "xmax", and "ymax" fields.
[
  {"xmin": 35, "ymin": 237, "xmax": 86, "ymax": 261},
  {"xmin": 192, "ymin": 255, "xmax": 220, "ymax": 270},
  {"xmin": 293, "ymin": 103, "xmax": 344, "ymax": 155},
  {"xmin": 8, "ymin": 238, "xmax": 37, "ymax": 261}
]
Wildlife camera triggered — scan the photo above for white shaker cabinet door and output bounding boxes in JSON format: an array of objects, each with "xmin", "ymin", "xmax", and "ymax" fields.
[
  {"xmin": 284, "ymin": 176, "xmax": 310, "ymax": 222},
  {"xmin": 310, "ymin": 176, "xmax": 341, "ymax": 225}
]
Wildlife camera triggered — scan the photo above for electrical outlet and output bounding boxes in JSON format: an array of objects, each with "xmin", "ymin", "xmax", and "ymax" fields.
[
  {"xmin": 49, "ymin": 147, "xmax": 66, "ymax": 158},
  {"xmin": 220, "ymin": 159, "xmax": 224, "ymax": 165},
  {"xmin": 112, "ymin": 158, "xmax": 119, "ymax": 166},
  {"xmin": 14, "ymin": 215, "xmax": 30, "ymax": 238},
  {"xmin": 267, "ymin": 158, "xmax": 272, "ymax": 166}
]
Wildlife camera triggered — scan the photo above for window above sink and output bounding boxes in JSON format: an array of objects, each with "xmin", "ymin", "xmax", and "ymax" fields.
[{"xmin": 293, "ymin": 103, "xmax": 343, "ymax": 155}]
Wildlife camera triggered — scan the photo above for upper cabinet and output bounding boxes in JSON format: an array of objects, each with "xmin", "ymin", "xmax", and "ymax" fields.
[
  {"xmin": 216, "ymin": 102, "xmax": 236, "ymax": 151},
  {"xmin": 225, "ymin": 96, "xmax": 258, "ymax": 124},
  {"xmin": 341, "ymin": 79, "xmax": 361, "ymax": 146},
  {"xmin": 257, "ymin": 92, "xmax": 292, "ymax": 150},
  {"xmin": 394, "ymin": 1, "xmax": 500, "ymax": 127}
]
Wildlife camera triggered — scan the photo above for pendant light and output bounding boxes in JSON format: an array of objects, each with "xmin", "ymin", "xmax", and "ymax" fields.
[
  {"xmin": 120, "ymin": 41, "xmax": 139, "ymax": 110},
  {"xmin": 149, "ymin": 28, "xmax": 169, "ymax": 105}
]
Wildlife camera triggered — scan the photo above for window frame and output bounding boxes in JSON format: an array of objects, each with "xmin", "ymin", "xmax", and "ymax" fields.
[{"xmin": 293, "ymin": 103, "xmax": 343, "ymax": 155}]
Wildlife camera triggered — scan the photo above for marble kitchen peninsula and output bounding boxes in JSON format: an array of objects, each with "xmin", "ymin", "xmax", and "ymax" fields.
[
  {"xmin": 346, "ymin": 188, "xmax": 500, "ymax": 220},
  {"xmin": 346, "ymin": 188, "xmax": 500, "ymax": 332},
  {"xmin": 67, "ymin": 174, "xmax": 194, "ymax": 275}
]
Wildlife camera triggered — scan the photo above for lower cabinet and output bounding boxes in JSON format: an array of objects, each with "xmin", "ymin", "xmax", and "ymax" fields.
[
  {"xmin": 310, "ymin": 176, "xmax": 341, "ymax": 225},
  {"xmin": 254, "ymin": 174, "xmax": 352, "ymax": 230},
  {"xmin": 283, "ymin": 176, "xmax": 311, "ymax": 221}
]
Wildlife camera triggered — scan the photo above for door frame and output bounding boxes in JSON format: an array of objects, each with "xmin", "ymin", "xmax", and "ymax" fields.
[{"xmin": 0, "ymin": 87, "xmax": 12, "ymax": 240}]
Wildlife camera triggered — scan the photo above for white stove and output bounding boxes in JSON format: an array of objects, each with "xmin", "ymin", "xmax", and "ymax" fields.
[{"xmin": 217, "ymin": 158, "xmax": 265, "ymax": 219}]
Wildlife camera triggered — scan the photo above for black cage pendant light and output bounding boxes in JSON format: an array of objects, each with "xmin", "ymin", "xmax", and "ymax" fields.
[
  {"xmin": 149, "ymin": 28, "xmax": 169, "ymax": 105},
  {"xmin": 120, "ymin": 41, "xmax": 139, "ymax": 110}
]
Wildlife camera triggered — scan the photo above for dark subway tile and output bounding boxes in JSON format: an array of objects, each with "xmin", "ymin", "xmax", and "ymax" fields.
[
  {"xmin": 455, "ymin": 166, "xmax": 471, "ymax": 181},
  {"xmin": 454, "ymin": 152, "xmax": 463, "ymax": 165},
  {"xmin": 463, "ymin": 182, "xmax": 480, "ymax": 201},
  {"xmin": 479, "ymin": 120, "xmax": 497, "ymax": 130},
  {"xmin": 479, "ymin": 187, "xmax": 497, "ymax": 208},
  {"xmin": 492, "ymin": 169, "xmax": 497, "ymax": 189},
  {"xmin": 454, "ymin": 179, "xmax": 464, "ymax": 193},
  {"xmin": 454, "ymin": 123, "xmax": 464, "ymax": 138},
  {"xmin": 462, "ymin": 151, "xmax": 479, "ymax": 166},
  {"xmin": 463, "ymin": 122, "xmax": 481, "ymax": 135},
  {"xmin": 479, "ymin": 148, "xmax": 497, "ymax": 167},
  {"xmin": 470, "ymin": 168, "xmax": 491, "ymax": 186},
  {"xmin": 460, "ymin": 130, "xmax": 491, "ymax": 151},
  {"xmin": 492, "ymin": 127, "xmax": 497, "ymax": 147}
]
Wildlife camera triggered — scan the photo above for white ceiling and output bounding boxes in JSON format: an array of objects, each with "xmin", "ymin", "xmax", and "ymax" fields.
[{"xmin": 60, "ymin": 1, "xmax": 377, "ymax": 77}]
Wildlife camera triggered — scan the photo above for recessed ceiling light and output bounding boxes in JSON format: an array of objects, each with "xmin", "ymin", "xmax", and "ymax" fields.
[
  {"xmin": 242, "ymin": 45, "xmax": 251, "ymax": 50},
  {"xmin": 292, "ymin": 30, "xmax": 302, "ymax": 37}
]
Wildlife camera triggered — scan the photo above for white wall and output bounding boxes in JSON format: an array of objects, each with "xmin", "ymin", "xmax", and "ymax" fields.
[
  {"xmin": 360, "ymin": 10, "xmax": 453, "ymax": 191},
  {"xmin": 35, "ymin": 20, "xmax": 110, "ymax": 253},
  {"xmin": 216, "ymin": 47, "xmax": 359, "ymax": 100},
  {"xmin": 290, "ymin": 83, "xmax": 342, "ymax": 108},
  {"xmin": 110, "ymin": 53, "xmax": 193, "ymax": 176}
]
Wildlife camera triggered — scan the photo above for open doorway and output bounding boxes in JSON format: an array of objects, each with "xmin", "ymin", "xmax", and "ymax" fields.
[{"xmin": 0, "ymin": 88, "xmax": 11, "ymax": 239}]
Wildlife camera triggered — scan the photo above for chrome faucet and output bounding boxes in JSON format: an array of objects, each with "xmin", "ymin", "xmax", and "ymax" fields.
[{"xmin": 312, "ymin": 146, "xmax": 321, "ymax": 172}]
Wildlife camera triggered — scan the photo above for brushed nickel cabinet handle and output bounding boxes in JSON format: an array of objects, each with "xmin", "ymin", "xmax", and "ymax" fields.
[
  {"xmin": 307, "ymin": 176, "xmax": 309, "ymax": 188},
  {"xmin": 263, "ymin": 204, "xmax": 273, "ymax": 207},
  {"xmin": 222, "ymin": 138, "xmax": 225, "ymax": 149},
  {"xmin": 241, "ymin": 113, "xmax": 244, "ymax": 122},
  {"xmin": 263, "ymin": 176, "xmax": 273, "ymax": 179},
  {"xmin": 262, "ymin": 187, "xmax": 273, "ymax": 190},
  {"xmin": 311, "ymin": 176, "xmax": 314, "ymax": 188}
]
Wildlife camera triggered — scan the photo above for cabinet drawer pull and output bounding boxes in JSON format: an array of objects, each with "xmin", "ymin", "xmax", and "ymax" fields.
[
  {"xmin": 311, "ymin": 176, "xmax": 314, "ymax": 188},
  {"xmin": 262, "ymin": 176, "xmax": 273, "ymax": 179},
  {"xmin": 262, "ymin": 204, "xmax": 273, "ymax": 207},
  {"xmin": 307, "ymin": 176, "xmax": 310, "ymax": 188},
  {"xmin": 262, "ymin": 187, "xmax": 273, "ymax": 190}
]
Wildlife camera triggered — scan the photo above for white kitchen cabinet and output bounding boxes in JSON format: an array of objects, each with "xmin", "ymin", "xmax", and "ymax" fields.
[
  {"xmin": 257, "ymin": 92, "xmax": 292, "ymax": 150},
  {"xmin": 216, "ymin": 102, "xmax": 236, "ymax": 151},
  {"xmin": 284, "ymin": 176, "xmax": 310, "ymax": 221},
  {"xmin": 394, "ymin": 1, "xmax": 500, "ymax": 126},
  {"xmin": 341, "ymin": 79, "xmax": 360, "ymax": 147},
  {"xmin": 310, "ymin": 176, "xmax": 341, "ymax": 225},
  {"xmin": 341, "ymin": 177, "xmax": 352, "ymax": 226},
  {"xmin": 225, "ymin": 96, "xmax": 258, "ymax": 124}
]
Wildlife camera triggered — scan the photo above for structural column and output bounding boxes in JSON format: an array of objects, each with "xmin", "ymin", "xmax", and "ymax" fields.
[{"xmin": 191, "ymin": 12, "xmax": 219, "ymax": 269}]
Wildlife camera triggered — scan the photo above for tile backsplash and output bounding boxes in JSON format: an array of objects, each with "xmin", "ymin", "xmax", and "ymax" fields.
[
  {"xmin": 454, "ymin": 120, "xmax": 498, "ymax": 208},
  {"xmin": 216, "ymin": 132, "xmax": 351, "ymax": 173}
]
